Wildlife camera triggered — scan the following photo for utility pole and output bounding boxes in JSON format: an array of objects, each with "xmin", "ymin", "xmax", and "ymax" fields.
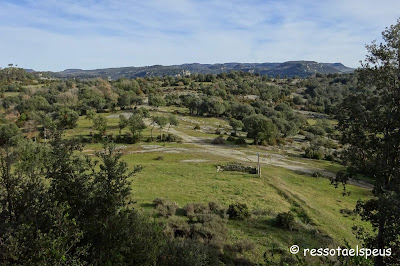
[{"xmin": 257, "ymin": 153, "xmax": 261, "ymax": 177}]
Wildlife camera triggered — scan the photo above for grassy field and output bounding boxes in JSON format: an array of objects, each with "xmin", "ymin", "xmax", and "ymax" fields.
[
  {"xmin": 65, "ymin": 108, "xmax": 371, "ymax": 264},
  {"xmin": 122, "ymin": 147, "xmax": 369, "ymax": 263}
]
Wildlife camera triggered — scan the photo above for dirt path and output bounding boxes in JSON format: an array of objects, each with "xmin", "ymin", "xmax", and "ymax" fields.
[{"xmin": 168, "ymin": 128, "xmax": 373, "ymax": 190}]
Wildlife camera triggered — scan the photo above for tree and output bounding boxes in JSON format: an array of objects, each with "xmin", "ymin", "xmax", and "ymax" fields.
[
  {"xmin": 231, "ymin": 103, "xmax": 254, "ymax": 120},
  {"xmin": 0, "ymin": 139, "xmax": 86, "ymax": 265},
  {"xmin": 131, "ymin": 95, "xmax": 144, "ymax": 106},
  {"xmin": 243, "ymin": 114, "xmax": 278, "ymax": 145},
  {"xmin": 0, "ymin": 123, "xmax": 21, "ymax": 146},
  {"xmin": 92, "ymin": 114, "xmax": 107, "ymax": 136},
  {"xmin": 153, "ymin": 116, "xmax": 168, "ymax": 140},
  {"xmin": 85, "ymin": 109, "xmax": 96, "ymax": 120},
  {"xmin": 118, "ymin": 114, "xmax": 128, "ymax": 136},
  {"xmin": 0, "ymin": 134, "xmax": 227, "ymax": 264},
  {"xmin": 167, "ymin": 114, "xmax": 179, "ymax": 132},
  {"xmin": 199, "ymin": 97, "xmax": 225, "ymax": 117},
  {"xmin": 128, "ymin": 114, "xmax": 146, "ymax": 138},
  {"xmin": 334, "ymin": 19, "xmax": 400, "ymax": 265},
  {"xmin": 56, "ymin": 107, "xmax": 79, "ymax": 129},
  {"xmin": 188, "ymin": 96, "xmax": 202, "ymax": 115},
  {"xmin": 118, "ymin": 91, "xmax": 133, "ymax": 109},
  {"xmin": 148, "ymin": 94, "xmax": 166, "ymax": 110},
  {"xmin": 229, "ymin": 118, "xmax": 243, "ymax": 135}
]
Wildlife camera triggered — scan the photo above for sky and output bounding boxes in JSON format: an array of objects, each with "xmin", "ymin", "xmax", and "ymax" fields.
[{"xmin": 1, "ymin": 0, "xmax": 400, "ymax": 71}]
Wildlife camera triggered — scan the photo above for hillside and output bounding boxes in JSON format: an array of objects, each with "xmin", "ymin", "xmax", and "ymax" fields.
[
  {"xmin": 0, "ymin": 68, "xmax": 375, "ymax": 264},
  {"xmin": 52, "ymin": 61, "xmax": 353, "ymax": 79}
]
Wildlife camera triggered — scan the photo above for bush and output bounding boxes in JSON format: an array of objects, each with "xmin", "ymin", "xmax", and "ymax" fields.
[
  {"xmin": 208, "ymin": 202, "xmax": 226, "ymax": 218},
  {"xmin": 305, "ymin": 133, "xmax": 315, "ymax": 141},
  {"xmin": 234, "ymin": 138, "xmax": 247, "ymax": 145},
  {"xmin": 184, "ymin": 203, "xmax": 209, "ymax": 221},
  {"xmin": 226, "ymin": 136, "xmax": 236, "ymax": 142},
  {"xmin": 212, "ymin": 136, "xmax": 225, "ymax": 145},
  {"xmin": 312, "ymin": 171, "xmax": 324, "ymax": 178},
  {"xmin": 267, "ymin": 138, "xmax": 277, "ymax": 146},
  {"xmin": 304, "ymin": 145, "xmax": 324, "ymax": 160},
  {"xmin": 276, "ymin": 138, "xmax": 287, "ymax": 145},
  {"xmin": 227, "ymin": 203, "xmax": 250, "ymax": 220},
  {"xmin": 165, "ymin": 219, "xmax": 191, "ymax": 238},
  {"xmin": 156, "ymin": 202, "xmax": 178, "ymax": 218},
  {"xmin": 307, "ymin": 125, "xmax": 326, "ymax": 136},
  {"xmin": 115, "ymin": 132, "xmax": 140, "ymax": 144},
  {"xmin": 180, "ymin": 202, "xmax": 228, "ymax": 249},
  {"xmin": 324, "ymin": 153, "xmax": 335, "ymax": 161},
  {"xmin": 227, "ymin": 239, "xmax": 255, "ymax": 254},
  {"xmin": 340, "ymin": 208, "xmax": 356, "ymax": 217},
  {"xmin": 164, "ymin": 133, "xmax": 182, "ymax": 143},
  {"xmin": 190, "ymin": 214, "xmax": 227, "ymax": 248},
  {"xmin": 157, "ymin": 239, "xmax": 221, "ymax": 266},
  {"xmin": 275, "ymin": 212, "xmax": 295, "ymax": 231},
  {"xmin": 153, "ymin": 198, "xmax": 168, "ymax": 207}
]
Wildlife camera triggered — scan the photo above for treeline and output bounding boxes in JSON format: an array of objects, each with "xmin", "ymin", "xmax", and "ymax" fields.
[
  {"xmin": 0, "ymin": 69, "xmax": 352, "ymax": 157},
  {"xmin": 300, "ymin": 73, "xmax": 357, "ymax": 114}
]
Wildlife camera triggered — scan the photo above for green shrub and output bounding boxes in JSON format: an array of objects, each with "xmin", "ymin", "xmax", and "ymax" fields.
[
  {"xmin": 227, "ymin": 239, "xmax": 255, "ymax": 254},
  {"xmin": 153, "ymin": 198, "xmax": 168, "ymax": 207},
  {"xmin": 305, "ymin": 133, "xmax": 315, "ymax": 141},
  {"xmin": 157, "ymin": 239, "xmax": 221, "ymax": 266},
  {"xmin": 275, "ymin": 212, "xmax": 295, "ymax": 231},
  {"xmin": 153, "ymin": 198, "xmax": 178, "ymax": 217},
  {"xmin": 208, "ymin": 202, "xmax": 226, "ymax": 218},
  {"xmin": 227, "ymin": 136, "xmax": 236, "ymax": 142},
  {"xmin": 156, "ymin": 202, "xmax": 178, "ymax": 218},
  {"xmin": 276, "ymin": 138, "xmax": 287, "ymax": 145},
  {"xmin": 324, "ymin": 153, "xmax": 335, "ymax": 161},
  {"xmin": 234, "ymin": 138, "xmax": 247, "ymax": 145},
  {"xmin": 312, "ymin": 171, "xmax": 324, "ymax": 178},
  {"xmin": 212, "ymin": 136, "xmax": 225, "ymax": 145},
  {"xmin": 164, "ymin": 133, "xmax": 182, "ymax": 143},
  {"xmin": 227, "ymin": 203, "xmax": 250, "ymax": 220},
  {"xmin": 165, "ymin": 219, "xmax": 191, "ymax": 238},
  {"xmin": 307, "ymin": 125, "xmax": 326, "ymax": 136},
  {"xmin": 184, "ymin": 203, "xmax": 209, "ymax": 222},
  {"xmin": 304, "ymin": 145, "xmax": 324, "ymax": 160}
]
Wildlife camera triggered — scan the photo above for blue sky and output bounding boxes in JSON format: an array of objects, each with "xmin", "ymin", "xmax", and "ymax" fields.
[{"xmin": 1, "ymin": 0, "xmax": 399, "ymax": 71}]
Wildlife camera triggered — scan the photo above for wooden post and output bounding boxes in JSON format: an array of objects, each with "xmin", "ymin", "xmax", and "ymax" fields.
[{"xmin": 257, "ymin": 153, "xmax": 261, "ymax": 177}]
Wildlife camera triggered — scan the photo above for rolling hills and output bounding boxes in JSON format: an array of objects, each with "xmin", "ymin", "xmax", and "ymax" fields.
[{"xmin": 52, "ymin": 61, "xmax": 353, "ymax": 80}]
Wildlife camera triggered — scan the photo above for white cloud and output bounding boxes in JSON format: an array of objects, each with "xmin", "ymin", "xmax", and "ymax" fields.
[{"xmin": 1, "ymin": 0, "xmax": 399, "ymax": 70}]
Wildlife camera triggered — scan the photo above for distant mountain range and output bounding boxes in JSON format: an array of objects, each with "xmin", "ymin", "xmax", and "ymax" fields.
[{"xmin": 48, "ymin": 61, "xmax": 354, "ymax": 79}]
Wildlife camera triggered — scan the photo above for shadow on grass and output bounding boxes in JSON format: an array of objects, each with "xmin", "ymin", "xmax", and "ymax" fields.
[{"xmin": 140, "ymin": 203, "xmax": 155, "ymax": 208}]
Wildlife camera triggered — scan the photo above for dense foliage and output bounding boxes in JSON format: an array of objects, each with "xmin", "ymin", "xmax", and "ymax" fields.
[{"xmin": 333, "ymin": 20, "xmax": 400, "ymax": 265}]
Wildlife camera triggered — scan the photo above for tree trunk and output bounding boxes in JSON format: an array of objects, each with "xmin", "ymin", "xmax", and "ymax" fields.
[{"xmin": 374, "ymin": 218, "xmax": 385, "ymax": 266}]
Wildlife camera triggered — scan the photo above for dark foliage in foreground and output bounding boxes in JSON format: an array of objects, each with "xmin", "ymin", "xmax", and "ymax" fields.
[{"xmin": 0, "ymin": 135, "xmax": 222, "ymax": 265}]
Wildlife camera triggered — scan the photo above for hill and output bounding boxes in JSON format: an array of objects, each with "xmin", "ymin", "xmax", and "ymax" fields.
[{"xmin": 52, "ymin": 61, "xmax": 353, "ymax": 79}]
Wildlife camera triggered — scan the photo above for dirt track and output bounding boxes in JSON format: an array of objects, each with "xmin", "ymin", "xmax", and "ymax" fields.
[{"xmin": 167, "ymin": 127, "xmax": 373, "ymax": 190}]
